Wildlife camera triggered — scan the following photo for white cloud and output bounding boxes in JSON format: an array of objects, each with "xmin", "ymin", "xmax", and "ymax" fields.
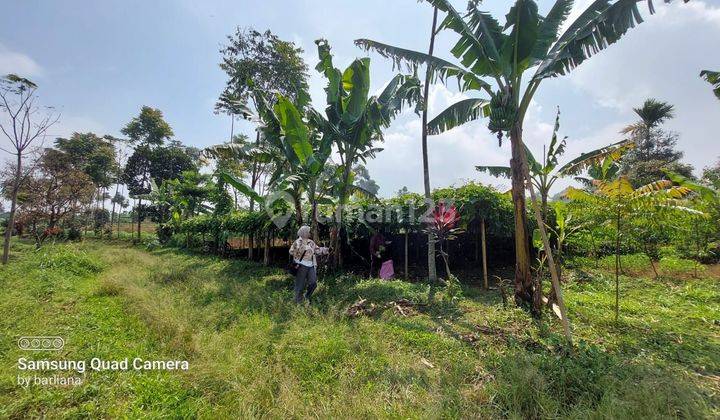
[
  {"xmin": 566, "ymin": 0, "xmax": 720, "ymax": 177},
  {"xmin": 0, "ymin": 43, "xmax": 43, "ymax": 78},
  {"xmin": 367, "ymin": 84, "xmax": 513, "ymax": 197}
]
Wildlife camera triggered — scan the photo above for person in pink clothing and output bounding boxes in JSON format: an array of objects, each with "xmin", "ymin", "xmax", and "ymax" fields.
[{"xmin": 369, "ymin": 226, "xmax": 390, "ymax": 278}]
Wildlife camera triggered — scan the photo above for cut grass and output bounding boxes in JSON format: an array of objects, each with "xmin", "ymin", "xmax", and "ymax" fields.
[{"xmin": 0, "ymin": 239, "xmax": 718, "ymax": 418}]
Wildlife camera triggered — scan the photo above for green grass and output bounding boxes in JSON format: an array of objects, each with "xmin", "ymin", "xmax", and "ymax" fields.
[{"xmin": 1, "ymin": 239, "xmax": 718, "ymax": 418}]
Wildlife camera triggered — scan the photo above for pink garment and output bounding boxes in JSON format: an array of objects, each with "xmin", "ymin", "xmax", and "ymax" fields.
[{"xmin": 379, "ymin": 260, "xmax": 394, "ymax": 280}]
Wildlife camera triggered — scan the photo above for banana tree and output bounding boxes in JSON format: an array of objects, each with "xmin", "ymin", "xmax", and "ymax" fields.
[
  {"xmin": 565, "ymin": 176, "xmax": 699, "ymax": 321},
  {"xmin": 357, "ymin": 0, "xmax": 683, "ymax": 334},
  {"xmin": 477, "ymin": 106, "xmax": 567, "ymax": 221},
  {"xmin": 313, "ymin": 39, "xmax": 423, "ymax": 266},
  {"xmin": 218, "ymin": 92, "xmax": 335, "ymax": 233}
]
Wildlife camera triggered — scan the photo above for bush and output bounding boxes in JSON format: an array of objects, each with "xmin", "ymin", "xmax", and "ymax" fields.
[
  {"xmin": 38, "ymin": 247, "xmax": 103, "ymax": 276},
  {"xmin": 443, "ymin": 274, "xmax": 463, "ymax": 303},
  {"xmin": 156, "ymin": 224, "xmax": 174, "ymax": 244}
]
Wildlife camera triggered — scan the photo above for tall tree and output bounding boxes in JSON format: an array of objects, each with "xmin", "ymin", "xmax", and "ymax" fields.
[
  {"xmin": 357, "ymin": 0, "xmax": 687, "ymax": 332},
  {"xmin": 121, "ymin": 106, "xmax": 173, "ymax": 146},
  {"xmin": 53, "ymin": 132, "xmax": 117, "ymax": 234},
  {"xmin": 423, "ymin": 7, "xmax": 440, "ymax": 282},
  {"xmin": 313, "ymin": 39, "xmax": 422, "ymax": 267},
  {"xmin": 353, "ymin": 164, "xmax": 380, "ymax": 197},
  {"xmin": 620, "ymin": 99, "xmax": 693, "ymax": 187},
  {"xmin": 204, "ymin": 133, "xmax": 253, "ymax": 209},
  {"xmin": 216, "ymin": 28, "xmax": 310, "ymax": 211},
  {"xmin": 7, "ymin": 149, "xmax": 95, "ymax": 246},
  {"xmin": 0, "ymin": 74, "xmax": 59, "ymax": 264},
  {"xmin": 121, "ymin": 106, "xmax": 174, "ymax": 240}
]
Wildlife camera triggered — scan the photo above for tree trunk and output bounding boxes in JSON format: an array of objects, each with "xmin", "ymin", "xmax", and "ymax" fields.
[
  {"xmin": 230, "ymin": 114, "xmax": 234, "ymax": 142},
  {"xmin": 311, "ymin": 201, "xmax": 319, "ymax": 242},
  {"xmin": 2, "ymin": 153, "xmax": 22, "ymax": 264},
  {"xmin": 249, "ymin": 131, "xmax": 261, "ymax": 212},
  {"xmin": 334, "ymin": 160, "xmax": 353, "ymax": 268},
  {"xmin": 248, "ymin": 234, "xmax": 254, "ymax": 260},
  {"xmin": 481, "ymin": 218, "xmax": 488, "ymax": 290},
  {"xmin": 294, "ymin": 196, "xmax": 303, "ymax": 227},
  {"xmin": 509, "ymin": 126, "xmax": 533, "ymax": 306},
  {"xmin": 130, "ymin": 199, "xmax": 136, "ymax": 238},
  {"xmin": 422, "ymin": 6, "xmax": 439, "ymax": 283},
  {"xmin": 136, "ymin": 198, "xmax": 142, "ymax": 241},
  {"xmin": 263, "ymin": 231, "xmax": 271, "ymax": 266},
  {"xmin": 110, "ymin": 184, "xmax": 119, "ymax": 235},
  {"xmin": 404, "ymin": 230, "xmax": 409, "ymax": 280}
]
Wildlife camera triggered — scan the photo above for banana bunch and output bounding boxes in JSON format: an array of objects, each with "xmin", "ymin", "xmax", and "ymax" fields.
[{"xmin": 487, "ymin": 88, "xmax": 516, "ymax": 147}]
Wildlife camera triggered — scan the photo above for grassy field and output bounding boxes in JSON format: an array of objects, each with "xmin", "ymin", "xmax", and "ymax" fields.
[{"xmin": 0, "ymin": 240, "xmax": 718, "ymax": 418}]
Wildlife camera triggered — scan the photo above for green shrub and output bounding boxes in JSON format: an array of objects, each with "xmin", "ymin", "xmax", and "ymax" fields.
[
  {"xmin": 38, "ymin": 247, "xmax": 103, "ymax": 276},
  {"xmin": 443, "ymin": 274, "xmax": 463, "ymax": 303}
]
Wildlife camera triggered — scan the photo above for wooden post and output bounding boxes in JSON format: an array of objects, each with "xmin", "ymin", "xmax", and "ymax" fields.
[
  {"xmin": 481, "ymin": 218, "xmax": 488, "ymax": 290},
  {"xmin": 404, "ymin": 230, "xmax": 409, "ymax": 280},
  {"xmin": 520, "ymin": 140, "xmax": 573, "ymax": 343}
]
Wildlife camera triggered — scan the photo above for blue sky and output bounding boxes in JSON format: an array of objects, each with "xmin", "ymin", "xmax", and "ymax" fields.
[{"xmin": 1, "ymin": 0, "xmax": 719, "ymax": 197}]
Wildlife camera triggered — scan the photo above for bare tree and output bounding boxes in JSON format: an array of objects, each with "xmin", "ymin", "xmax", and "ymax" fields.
[{"xmin": 0, "ymin": 74, "xmax": 59, "ymax": 264}]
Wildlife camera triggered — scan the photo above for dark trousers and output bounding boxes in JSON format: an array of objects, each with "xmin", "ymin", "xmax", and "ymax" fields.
[
  {"xmin": 370, "ymin": 255, "xmax": 382, "ymax": 278},
  {"xmin": 294, "ymin": 265, "xmax": 317, "ymax": 303}
]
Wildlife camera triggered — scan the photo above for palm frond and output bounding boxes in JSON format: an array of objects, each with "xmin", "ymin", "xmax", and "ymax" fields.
[
  {"xmin": 665, "ymin": 170, "xmax": 718, "ymax": 201},
  {"xmin": 557, "ymin": 139, "xmax": 634, "ymax": 176},
  {"xmin": 573, "ymin": 176, "xmax": 594, "ymax": 188},
  {"xmin": 354, "ymin": 39, "xmax": 492, "ymax": 93},
  {"xmin": 632, "ymin": 179, "xmax": 673, "ymax": 196},
  {"xmin": 531, "ymin": 0, "xmax": 575, "ymax": 64},
  {"xmin": 427, "ymin": 98, "xmax": 490, "ymax": 135},
  {"xmin": 633, "ymin": 98, "xmax": 674, "ymax": 128},
  {"xmin": 534, "ymin": 0, "xmax": 661, "ymax": 80},
  {"xmin": 217, "ymin": 172, "xmax": 263, "ymax": 205},
  {"xmin": 476, "ymin": 165, "xmax": 512, "ymax": 178},
  {"xmin": 563, "ymin": 186, "xmax": 595, "ymax": 201},
  {"xmin": 349, "ymin": 183, "xmax": 380, "ymax": 201},
  {"xmin": 545, "ymin": 106, "xmax": 567, "ymax": 169},
  {"xmin": 700, "ymin": 70, "xmax": 720, "ymax": 100},
  {"xmin": 427, "ymin": 0, "xmax": 506, "ymax": 77}
]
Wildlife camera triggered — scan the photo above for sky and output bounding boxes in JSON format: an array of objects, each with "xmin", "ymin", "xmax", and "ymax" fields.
[{"xmin": 0, "ymin": 0, "xmax": 718, "ymax": 198}]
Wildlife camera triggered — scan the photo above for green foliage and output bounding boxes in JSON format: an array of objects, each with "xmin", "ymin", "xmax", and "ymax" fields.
[
  {"xmin": 37, "ymin": 246, "xmax": 103, "ymax": 276},
  {"xmin": 442, "ymin": 274, "xmax": 463, "ymax": 303},
  {"xmin": 53, "ymin": 132, "xmax": 118, "ymax": 188},
  {"xmin": 1, "ymin": 240, "xmax": 716, "ymax": 418},
  {"xmin": 700, "ymin": 70, "xmax": 720, "ymax": 100},
  {"xmin": 313, "ymin": 39, "xmax": 422, "ymax": 208},
  {"xmin": 216, "ymin": 28, "xmax": 310, "ymax": 114},
  {"xmin": 432, "ymin": 182, "xmax": 514, "ymax": 237},
  {"xmin": 121, "ymin": 106, "xmax": 174, "ymax": 146}
]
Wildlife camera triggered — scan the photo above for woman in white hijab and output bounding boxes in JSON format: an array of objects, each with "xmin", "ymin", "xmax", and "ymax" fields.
[{"xmin": 289, "ymin": 225, "xmax": 329, "ymax": 303}]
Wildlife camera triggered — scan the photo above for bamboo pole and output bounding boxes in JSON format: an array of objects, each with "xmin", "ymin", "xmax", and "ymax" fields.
[
  {"xmin": 518, "ymin": 135, "xmax": 573, "ymax": 343},
  {"xmin": 404, "ymin": 231, "xmax": 409, "ymax": 280},
  {"xmin": 481, "ymin": 218, "xmax": 488, "ymax": 290}
]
